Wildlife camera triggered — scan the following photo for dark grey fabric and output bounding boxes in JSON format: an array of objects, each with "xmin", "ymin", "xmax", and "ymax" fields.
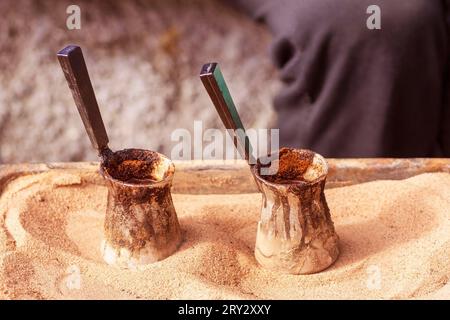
[{"xmin": 228, "ymin": 0, "xmax": 450, "ymax": 157}]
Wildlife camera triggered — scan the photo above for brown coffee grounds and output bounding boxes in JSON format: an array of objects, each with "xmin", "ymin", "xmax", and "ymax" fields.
[
  {"xmin": 261, "ymin": 148, "xmax": 315, "ymax": 184},
  {"xmin": 110, "ymin": 160, "xmax": 155, "ymax": 182},
  {"xmin": 102, "ymin": 149, "xmax": 160, "ymax": 182}
]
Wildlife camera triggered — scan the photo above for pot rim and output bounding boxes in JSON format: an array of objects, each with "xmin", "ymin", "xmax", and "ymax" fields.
[
  {"xmin": 251, "ymin": 148, "xmax": 328, "ymax": 188},
  {"xmin": 99, "ymin": 148, "xmax": 175, "ymax": 188}
]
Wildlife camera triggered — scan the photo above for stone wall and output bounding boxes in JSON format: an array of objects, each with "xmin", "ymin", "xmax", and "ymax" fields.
[{"xmin": 0, "ymin": 0, "xmax": 277, "ymax": 163}]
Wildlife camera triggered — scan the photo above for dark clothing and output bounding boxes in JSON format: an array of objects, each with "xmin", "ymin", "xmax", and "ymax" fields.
[{"xmin": 229, "ymin": 0, "xmax": 450, "ymax": 157}]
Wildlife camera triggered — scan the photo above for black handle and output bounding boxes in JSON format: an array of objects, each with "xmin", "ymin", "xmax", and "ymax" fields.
[{"xmin": 57, "ymin": 45, "xmax": 109, "ymax": 155}]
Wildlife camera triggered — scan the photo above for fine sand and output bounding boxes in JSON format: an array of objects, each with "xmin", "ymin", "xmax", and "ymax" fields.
[{"xmin": 0, "ymin": 170, "xmax": 449, "ymax": 299}]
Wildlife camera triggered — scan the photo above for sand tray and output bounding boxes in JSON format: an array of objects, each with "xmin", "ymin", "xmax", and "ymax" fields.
[{"xmin": 0, "ymin": 159, "xmax": 449, "ymax": 299}]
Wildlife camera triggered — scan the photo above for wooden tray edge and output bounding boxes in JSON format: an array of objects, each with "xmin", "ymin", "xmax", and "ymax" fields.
[{"xmin": 0, "ymin": 159, "xmax": 449, "ymax": 194}]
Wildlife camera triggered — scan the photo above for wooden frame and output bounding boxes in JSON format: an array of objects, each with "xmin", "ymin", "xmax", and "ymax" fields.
[{"xmin": 0, "ymin": 159, "xmax": 449, "ymax": 195}]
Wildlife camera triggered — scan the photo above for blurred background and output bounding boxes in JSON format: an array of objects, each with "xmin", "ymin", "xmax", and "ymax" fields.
[{"xmin": 0, "ymin": 0, "xmax": 278, "ymax": 163}]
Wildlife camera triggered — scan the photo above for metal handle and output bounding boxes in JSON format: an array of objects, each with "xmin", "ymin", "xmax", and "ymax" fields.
[{"xmin": 200, "ymin": 62, "xmax": 255, "ymax": 164}]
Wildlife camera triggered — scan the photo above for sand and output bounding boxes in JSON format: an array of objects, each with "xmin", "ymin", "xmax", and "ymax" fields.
[{"xmin": 0, "ymin": 170, "xmax": 449, "ymax": 299}]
